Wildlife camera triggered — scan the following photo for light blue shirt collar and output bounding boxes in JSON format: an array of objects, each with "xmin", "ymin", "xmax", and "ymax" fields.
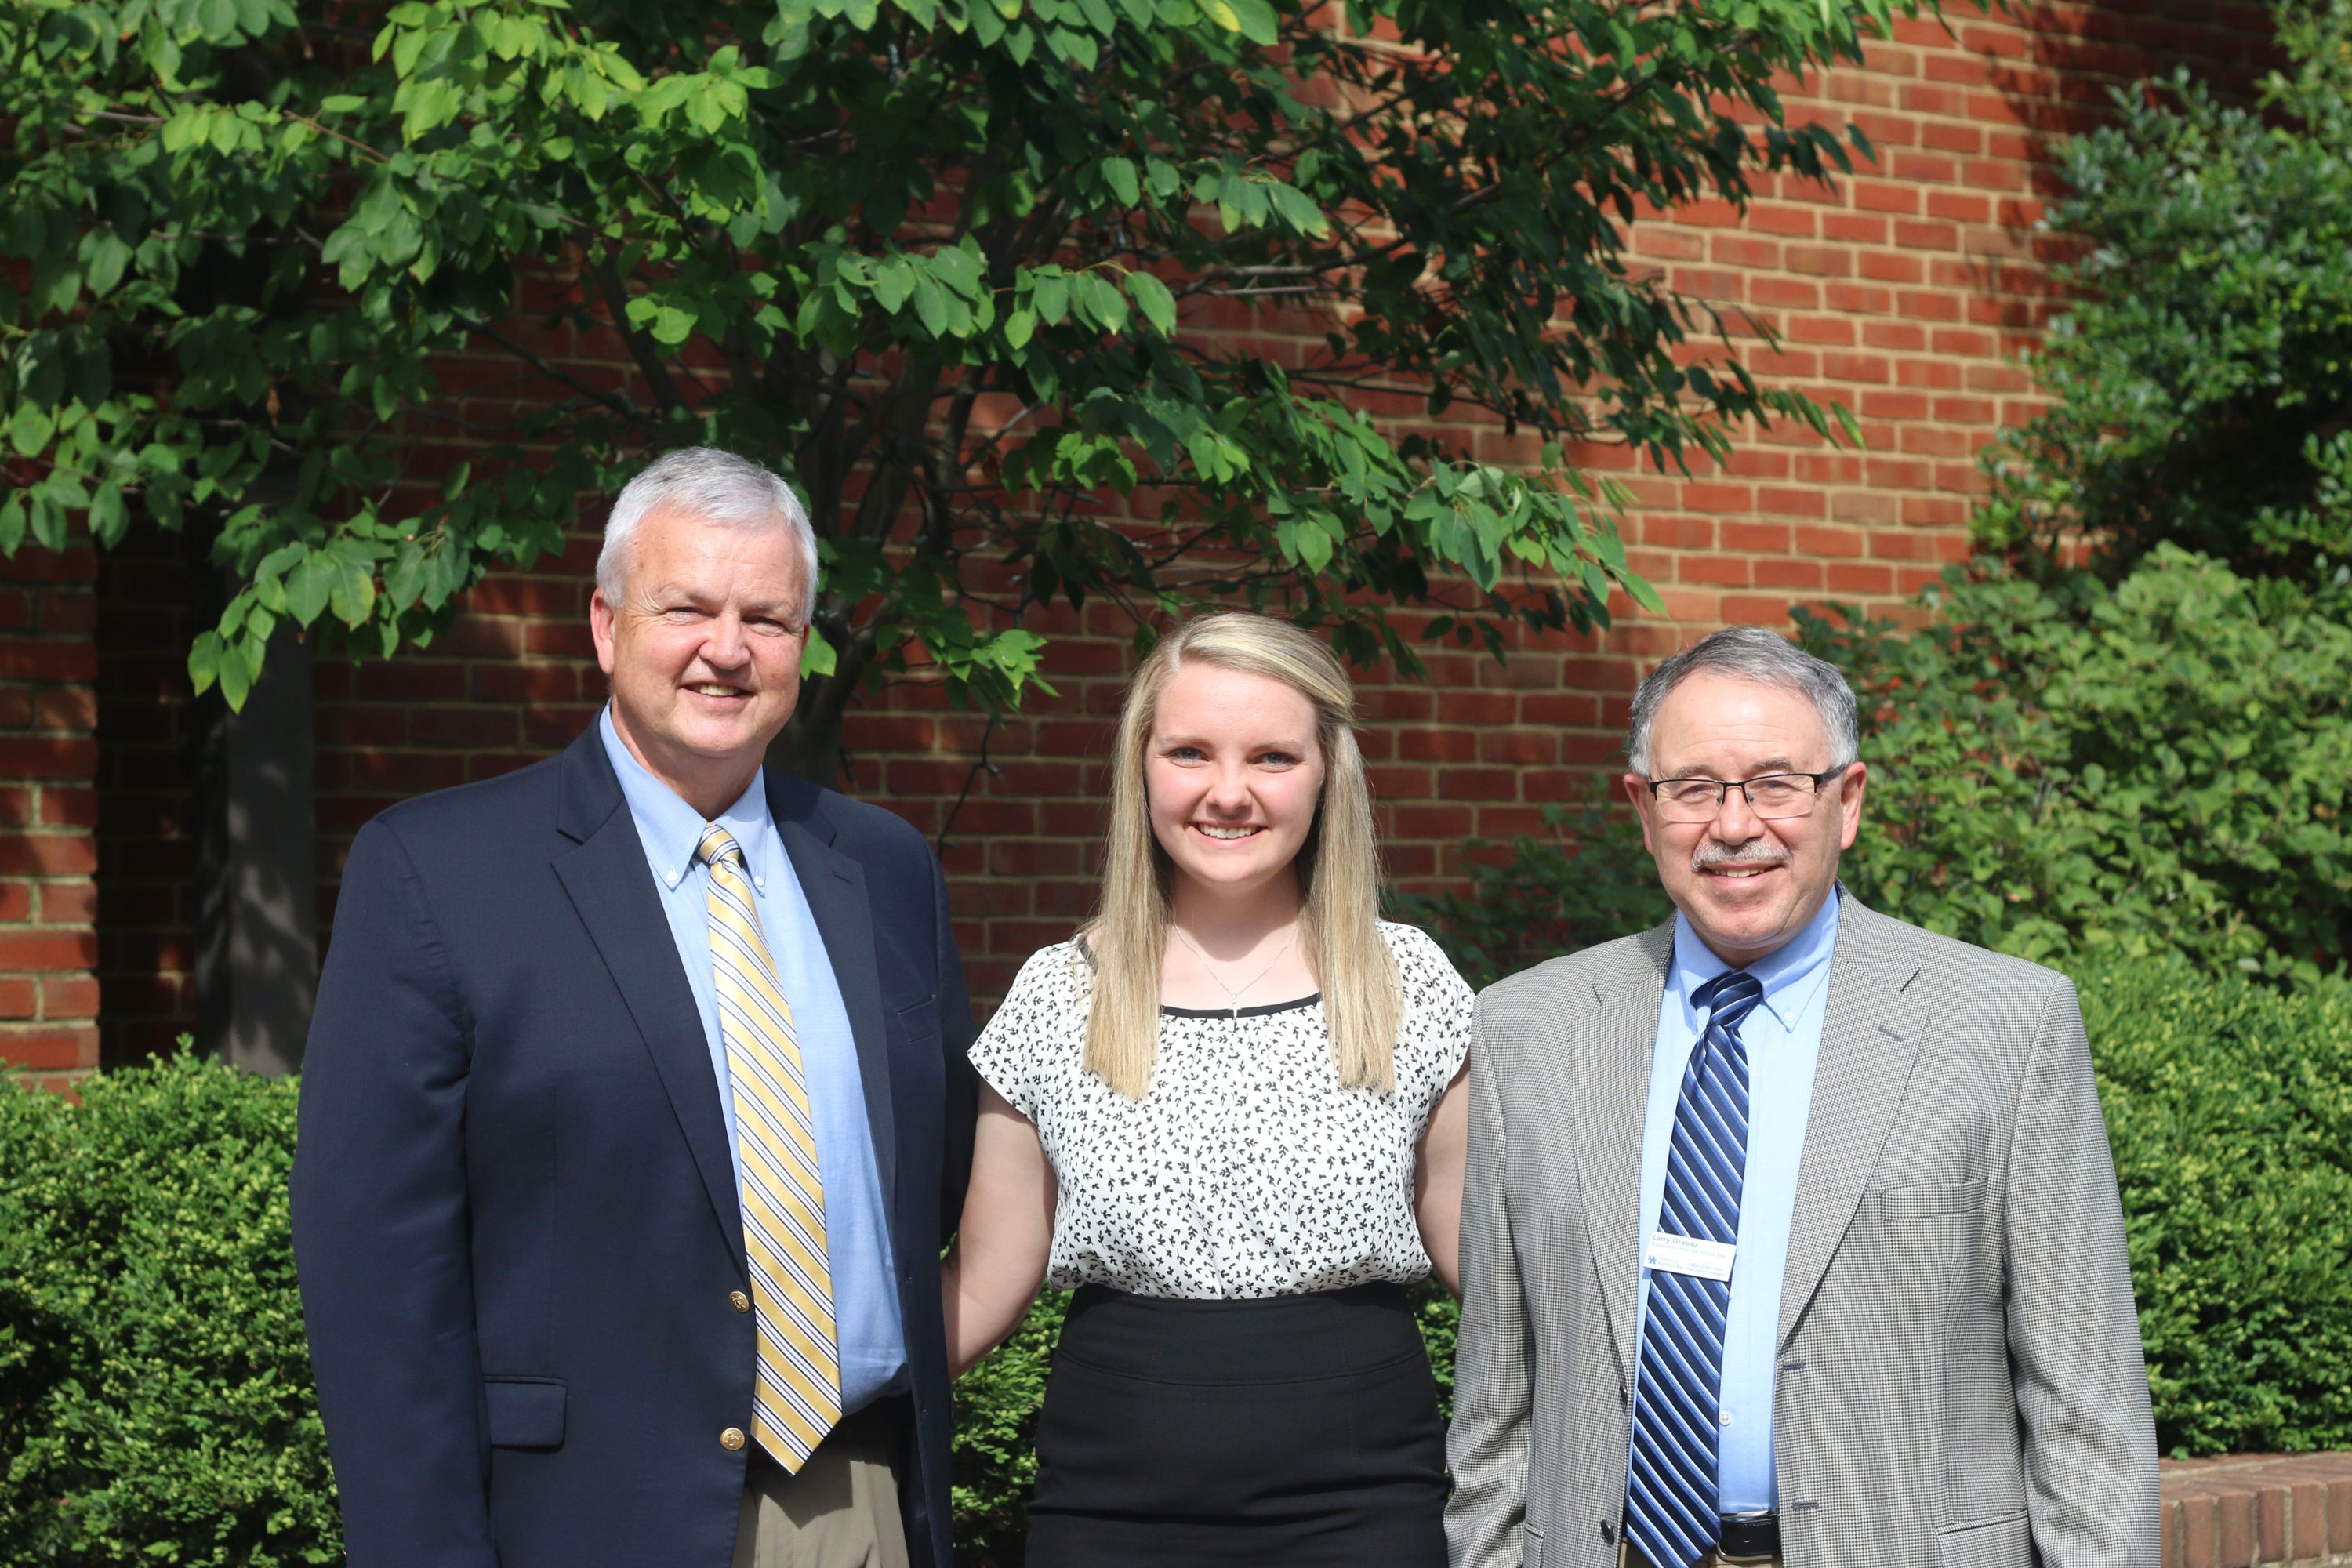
[
  {"xmin": 598, "ymin": 706, "xmax": 770, "ymax": 898},
  {"xmin": 1668, "ymin": 886, "xmax": 1842, "ymax": 1031}
]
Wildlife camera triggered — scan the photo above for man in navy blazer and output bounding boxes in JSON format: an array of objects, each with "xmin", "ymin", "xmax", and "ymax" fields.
[{"xmin": 292, "ymin": 448, "xmax": 978, "ymax": 1568}]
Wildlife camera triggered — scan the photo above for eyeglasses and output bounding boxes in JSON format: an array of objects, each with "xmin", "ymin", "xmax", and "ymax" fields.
[{"xmin": 1642, "ymin": 763, "xmax": 1851, "ymax": 823}]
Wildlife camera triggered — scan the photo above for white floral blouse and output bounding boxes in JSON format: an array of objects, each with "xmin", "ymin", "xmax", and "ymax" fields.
[{"xmin": 967, "ymin": 921, "xmax": 1475, "ymax": 1300}]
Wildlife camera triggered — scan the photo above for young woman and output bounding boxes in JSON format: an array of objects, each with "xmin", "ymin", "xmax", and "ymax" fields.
[{"xmin": 943, "ymin": 612, "xmax": 1473, "ymax": 1567}]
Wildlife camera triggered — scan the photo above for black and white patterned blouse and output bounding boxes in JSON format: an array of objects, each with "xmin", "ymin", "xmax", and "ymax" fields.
[{"xmin": 968, "ymin": 920, "xmax": 1475, "ymax": 1300}]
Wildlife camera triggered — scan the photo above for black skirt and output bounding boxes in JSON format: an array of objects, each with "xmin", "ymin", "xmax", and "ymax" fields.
[{"xmin": 1023, "ymin": 1282, "xmax": 1448, "ymax": 1567}]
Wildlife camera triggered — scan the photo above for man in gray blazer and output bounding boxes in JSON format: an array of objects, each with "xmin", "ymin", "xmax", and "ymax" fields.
[{"xmin": 1446, "ymin": 627, "xmax": 2157, "ymax": 1568}]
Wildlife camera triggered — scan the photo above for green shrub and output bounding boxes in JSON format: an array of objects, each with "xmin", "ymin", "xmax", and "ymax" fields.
[
  {"xmin": 0, "ymin": 1054, "xmax": 338, "ymax": 1567},
  {"xmin": 949, "ymin": 1290, "xmax": 1065, "ymax": 1566},
  {"xmin": 1972, "ymin": 0, "xmax": 2352, "ymax": 583},
  {"xmin": 2083, "ymin": 953, "xmax": 2352, "ymax": 1457},
  {"xmin": 1797, "ymin": 546, "xmax": 2352, "ymax": 978}
]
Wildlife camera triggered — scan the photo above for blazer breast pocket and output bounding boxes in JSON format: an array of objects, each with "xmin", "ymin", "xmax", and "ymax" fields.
[
  {"xmin": 1936, "ymin": 1508, "xmax": 2030, "ymax": 1567},
  {"xmin": 1881, "ymin": 1176, "xmax": 1986, "ymax": 1224},
  {"xmin": 891, "ymin": 995, "xmax": 940, "ymax": 1047},
  {"xmin": 482, "ymin": 1376, "xmax": 566, "ymax": 1450}
]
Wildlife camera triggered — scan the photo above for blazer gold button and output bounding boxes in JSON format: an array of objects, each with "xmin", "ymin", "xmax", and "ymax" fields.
[
  {"xmin": 720, "ymin": 1427, "xmax": 746, "ymax": 1451},
  {"xmin": 730, "ymin": 1290, "xmax": 750, "ymax": 1313}
]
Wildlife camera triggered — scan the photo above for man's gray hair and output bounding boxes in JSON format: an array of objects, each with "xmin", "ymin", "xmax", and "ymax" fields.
[
  {"xmin": 597, "ymin": 448, "xmax": 820, "ymax": 629},
  {"xmin": 1624, "ymin": 626, "xmax": 1860, "ymax": 775}
]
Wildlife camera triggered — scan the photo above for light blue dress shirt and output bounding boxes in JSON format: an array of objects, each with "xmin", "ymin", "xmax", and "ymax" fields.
[
  {"xmin": 1628, "ymin": 891, "xmax": 1840, "ymax": 1515},
  {"xmin": 598, "ymin": 708, "xmax": 907, "ymax": 1413}
]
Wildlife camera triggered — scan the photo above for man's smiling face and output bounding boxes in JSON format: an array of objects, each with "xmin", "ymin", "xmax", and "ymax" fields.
[
  {"xmin": 590, "ymin": 506, "xmax": 808, "ymax": 815},
  {"xmin": 1621, "ymin": 670, "xmax": 1867, "ymax": 967}
]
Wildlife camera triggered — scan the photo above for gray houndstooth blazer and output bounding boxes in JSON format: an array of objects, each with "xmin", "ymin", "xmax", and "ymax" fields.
[{"xmin": 1446, "ymin": 889, "xmax": 2158, "ymax": 1568}]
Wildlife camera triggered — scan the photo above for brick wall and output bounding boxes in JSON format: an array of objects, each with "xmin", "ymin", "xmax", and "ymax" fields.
[
  {"xmin": 0, "ymin": 543, "xmax": 100, "ymax": 1089},
  {"xmin": 298, "ymin": 0, "xmax": 2268, "ymax": 1005},
  {"xmin": 2, "ymin": 0, "xmax": 2278, "ymax": 1083},
  {"xmin": 2165, "ymin": 1454, "xmax": 2352, "ymax": 1568}
]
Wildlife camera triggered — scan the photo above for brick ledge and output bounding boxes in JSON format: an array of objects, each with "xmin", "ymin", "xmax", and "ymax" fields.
[{"xmin": 2163, "ymin": 1453, "xmax": 2352, "ymax": 1567}]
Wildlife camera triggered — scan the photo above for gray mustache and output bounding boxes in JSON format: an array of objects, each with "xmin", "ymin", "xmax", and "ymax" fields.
[{"xmin": 1690, "ymin": 843, "xmax": 1788, "ymax": 872}]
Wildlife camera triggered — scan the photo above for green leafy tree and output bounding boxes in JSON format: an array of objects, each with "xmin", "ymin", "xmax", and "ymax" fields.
[
  {"xmin": 3, "ymin": 0, "xmax": 1904, "ymax": 776},
  {"xmin": 1977, "ymin": 0, "xmax": 2352, "ymax": 583}
]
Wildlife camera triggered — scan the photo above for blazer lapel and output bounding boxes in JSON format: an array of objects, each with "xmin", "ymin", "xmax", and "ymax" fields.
[
  {"xmin": 1576, "ymin": 923, "xmax": 1675, "ymax": 1384},
  {"xmin": 550, "ymin": 728, "xmax": 746, "ymax": 1271},
  {"xmin": 769, "ymin": 773, "xmax": 898, "ymax": 1218},
  {"xmin": 1777, "ymin": 892, "xmax": 1928, "ymax": 1351}
]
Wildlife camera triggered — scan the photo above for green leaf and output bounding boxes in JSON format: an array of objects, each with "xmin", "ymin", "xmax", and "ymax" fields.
[
  {"xmin": 88, "ymin": 483, "xmax": 129, "ymax": 547},
  {"xmin": 83, "ymin": 232, "xmax": 133, "ymax": 298},
  {"xmin": 873, "ymin": 256, "xmax": 914, "ymax": 314},
  {"xmin": 1126, "ymin": 270, "xmax": 1177, "ymax": 334},
  {"xmin": 285, "ymin": 552, "xmax": 334, "ymax": 626},
  {"xmin": 9, "ymin": 402, "xmax": 56, "ymax": 459},
  {"xmin": 1223, "ymin": 0, "xmax": 1276, "ymax": 44},
  {"xmin": 187, "ymin": 630, "xmax": 223, "ymax": 695},
  {"xmin": 1033, "ymin": 270, "xmax": 1069, "ymax": 324},
  {"xmin": 218, "ymin": 641, "xmax": 254, "ymax": 709},
  {"xmin": 927, "ymin": 244, "xmax": 982, "ymax": 300},
  {"xmin": 328, "ymin": 555, "xmax": 377, "ymax": 626},
  {"xmin": 1075, "ymin": 271, "xmax": 1127, "ymax": 333},
  {"xmin": 1101, "ymin": 156, "xmax": 1141, "ymax": 207},
  {"xmin": 911, "ymin": 274, "xmax": 950, "ymax": 336},
  {"xmin": 800, "ymin": 623, "xmax": 838, "ymax": 677}
]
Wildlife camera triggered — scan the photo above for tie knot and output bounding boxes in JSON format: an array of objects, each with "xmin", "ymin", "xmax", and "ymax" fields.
[
  {"xmin": 1694, "ymin": 968, "xmax": 1765, "ymax": 1033},
  {"xmin": 695, "ymin": 824, "xmax": 745, "ymax": 871}
]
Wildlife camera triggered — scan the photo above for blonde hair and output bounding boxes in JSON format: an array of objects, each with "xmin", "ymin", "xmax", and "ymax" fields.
[{"xmin": 1082, "ymin": 612, "xmax": 1401, "ymax": 1098}]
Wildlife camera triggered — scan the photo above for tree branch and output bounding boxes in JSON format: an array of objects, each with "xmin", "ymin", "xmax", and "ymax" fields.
[
  {"xmin": 464, "ymin": 318, "xmax": 644, "ymax": 425},
  {"xmin": 589, "ymin": 255, "xmax": 691, "ymax": 414}
]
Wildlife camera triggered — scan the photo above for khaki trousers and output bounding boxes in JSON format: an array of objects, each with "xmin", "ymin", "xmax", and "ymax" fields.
[{"xmin": 731, "ymin": 1403, "xmax": 909, "ymax": 1568}]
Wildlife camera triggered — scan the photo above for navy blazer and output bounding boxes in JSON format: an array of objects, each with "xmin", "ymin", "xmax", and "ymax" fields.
[{"xmin": 292, "ymin": 724, "xmax": 978, "ymax": 1568}]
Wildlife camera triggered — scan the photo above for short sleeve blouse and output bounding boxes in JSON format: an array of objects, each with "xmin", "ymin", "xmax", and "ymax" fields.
[{"xmin": 967, "ymin": 921, "xmax": 1475, "ymax": 1299}]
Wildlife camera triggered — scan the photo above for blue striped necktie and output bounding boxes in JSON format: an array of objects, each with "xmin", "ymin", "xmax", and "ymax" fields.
[{"xmin": 1626, "ymin": 968, "xmax": 1765, "ymax": 1568}]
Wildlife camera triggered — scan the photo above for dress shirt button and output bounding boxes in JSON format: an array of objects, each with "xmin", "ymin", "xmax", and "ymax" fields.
[
  {"xmin": 1718, "ymin": 1410, "xmax": 1733, "ymax": 1427},
  {"xmin": 720, "ymin": 1427, "xmax": 747, "ymax": 1450},
  {"xmin": 730, "ymin": 1290, "xmax": 751, "ymax": 1313}
]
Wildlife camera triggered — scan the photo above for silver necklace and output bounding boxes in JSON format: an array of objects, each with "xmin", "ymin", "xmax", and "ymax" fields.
[{"xmin": 1171, "ymin": 924, "xmax": 1299, "ymax": 1018}]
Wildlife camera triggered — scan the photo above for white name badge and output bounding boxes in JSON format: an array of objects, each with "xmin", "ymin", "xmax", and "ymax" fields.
[{"xmin": 1646, "ymin": 1231, "xmax": 1737, "ymax": 1283}]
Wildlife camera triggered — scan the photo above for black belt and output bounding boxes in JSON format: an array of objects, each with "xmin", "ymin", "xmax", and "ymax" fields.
[
  {"xmin": 1719, "ymin": 1511, "xmax": 1781, "ymax": 1562},
  {"xmin": 1625, "ymin": 1511, "xmax": 1780, "ymax": 1566}
]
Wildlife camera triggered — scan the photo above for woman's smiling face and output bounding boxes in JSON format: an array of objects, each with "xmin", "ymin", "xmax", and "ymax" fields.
[{"xmin": 1145, "ymin": 660, "xmax": 1327, "ymax": 905}]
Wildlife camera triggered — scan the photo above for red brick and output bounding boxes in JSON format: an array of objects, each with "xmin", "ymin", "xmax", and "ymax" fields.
[
  {"xmin": 0, "ymin": 834, "xmax": 96, "ymax": 876},
  {"xmin": 39, "ymin": 975, "xmax": 100, "ymax": 1020},
  {"xmin": 0, "ymin": 639, "xmax": 98, "ymax": 682},
  {"xmin": 38, "ymin": 787, "xmax": 96, "ymax": 828},
  {"xmin": 0, "ymin": 738, "xmax": 99, "ymax": 779},
  {"xmin": 0, "ymin": 1028, "xmax": 98, "ymax": 1071}
]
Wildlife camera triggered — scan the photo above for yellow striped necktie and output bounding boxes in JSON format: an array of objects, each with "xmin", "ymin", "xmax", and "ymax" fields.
[{"xmin": 695, "ymin": 824, "xmax": 840, "ymax": 1472}]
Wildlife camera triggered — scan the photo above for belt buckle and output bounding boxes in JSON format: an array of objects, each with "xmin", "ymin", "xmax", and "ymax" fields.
[{"xmin": 1717, "ymin": 1511, "xmax": 1780, "ymax": 1563}]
